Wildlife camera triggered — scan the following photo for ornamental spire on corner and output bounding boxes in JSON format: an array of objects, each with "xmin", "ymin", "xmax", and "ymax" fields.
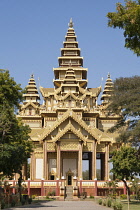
[
  {"xmin": 101, "ymin": 73, "xmax": 113, "ymax": 107},
  {"xmin": 68, "ymin": 18, "xmax": 74, "ymax": 28},
  {"xmin": 23, "ymin": 74, "xmax": 40, "ymax": 104}
]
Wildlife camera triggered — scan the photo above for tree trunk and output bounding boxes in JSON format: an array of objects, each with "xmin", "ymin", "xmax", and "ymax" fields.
[
  {"xmin": 18, "ymin": 170, "xmax": 22, "ymax": 202},
  {"xmin": 122, "ymin": 179, "xmax": 131, "ymax": 202}
]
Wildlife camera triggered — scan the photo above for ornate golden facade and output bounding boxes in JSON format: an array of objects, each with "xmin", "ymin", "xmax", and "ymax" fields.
[{"xmin": 18, "ymin": 19, "xmax": 120, "ymax": 184}]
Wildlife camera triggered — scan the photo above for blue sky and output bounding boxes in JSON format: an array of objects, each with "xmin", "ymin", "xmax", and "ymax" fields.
[{"xmin": 0, "ymin": 0, "xmax": 140, "ymax": 102}]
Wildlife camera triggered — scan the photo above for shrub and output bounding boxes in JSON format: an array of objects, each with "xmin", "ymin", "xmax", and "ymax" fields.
[
  {"xmin": 48, "ymin": 191, "xmax": 52, "ymax": 196},
  {"xmin": 130, "ymin": 194, "xmax": 136, "ymax": 200},
  {"xmin": 51, "ymin": 190, "xmax": 56, "ymax": 196},
  {"xmin": 112, "ymin": 201, "xmax": 123, "ymax": 210},
  {"xmin": 102, "ymin": 199, "xmax": 106, "ymax": 206},
  {"xmin": 21, "ymin": 198, "xmax": 26, "ymax": 205},
  {"xmin": 1, "ymin": 200, "xmax": 5, "ymax": 209},
  {"xmin": 32, "ymin": 195, "xmax": 36, "ymax": 199},
  {"xmin": 28, "ymin": 197, "xmax": 32, "ymax": 204},
  {"xmin": 11, "ymin": 199, "xmax": 16, "ymax": 207},
  {"xmin": 81, "ymin": 192, "xmax": 87, "ymax": 198},
  {"xmin": 120, "ymin": 194, "xmax": 127, "ymax": 200},
  {"xmin": 90, "ymin": 194, "xmax": 94, "ymax": 199},
  {"xmin": 107, "ymin": 198, "xmax": 112, "ymax": 207},
  {"xmin": 98, "ymin": 198, "xmax": 102, "ymax": 205},
  {"xmin": 22, "ymin": 194, "xmax": 28, "ymax": 201}
]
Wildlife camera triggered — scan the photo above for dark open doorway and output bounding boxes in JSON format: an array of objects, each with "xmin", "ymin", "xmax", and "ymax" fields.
[{"xmin": 68, "ymin": 175, "xmax": 72, "ymax": 185}]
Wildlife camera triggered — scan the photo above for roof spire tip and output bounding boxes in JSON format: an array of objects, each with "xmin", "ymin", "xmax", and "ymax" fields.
[
  {"xmin": 31, "ymin": 74, "xmax": 34, "ymax": 78},
  {"xmin": 108, "ymin": 72, "xmax": 110, "ymax": 78},
  {"xmin": 68, "ymin": 18, "xmax": 74, "ymax": 28}
]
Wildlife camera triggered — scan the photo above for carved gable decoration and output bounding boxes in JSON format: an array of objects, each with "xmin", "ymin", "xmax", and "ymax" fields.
[
  {"xmin": 22, "ymin": 102, "xmax": 38, "ymax": 110},
  {"xmin": 83, "ymin": 142, "xmax": 92, "ymax": 152},
  {"xmin": 97, "ymin": 143, "xmax": 105, "ymax": 152},
  {"xmin": 39, "ymin": 110, "xmax": 104, "ymax": 143},
  {"xmin": 60, "ymin": 141, "xmax": 79, "ymax": 150}
]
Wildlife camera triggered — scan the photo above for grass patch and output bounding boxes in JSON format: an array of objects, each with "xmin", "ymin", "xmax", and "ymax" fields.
[{"xmin": 121, "ymin": 200, "xmax": 140, "ymax": 210}]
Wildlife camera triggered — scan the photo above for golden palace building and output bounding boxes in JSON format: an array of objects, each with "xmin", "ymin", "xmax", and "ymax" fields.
[{"xmin": 16, "ymin": 19, "xmax": 122, "ymax": 197}]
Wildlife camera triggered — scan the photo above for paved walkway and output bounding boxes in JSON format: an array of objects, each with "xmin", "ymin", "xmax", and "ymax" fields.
[{"xmin": 5, "ymin": 200, "xmax": 110, "ymax": 210}]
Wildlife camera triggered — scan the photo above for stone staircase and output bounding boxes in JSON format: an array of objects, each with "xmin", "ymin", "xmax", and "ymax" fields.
[{"xmin": 65, "ymin": 186, "xmax": 73, "ymax": 201}]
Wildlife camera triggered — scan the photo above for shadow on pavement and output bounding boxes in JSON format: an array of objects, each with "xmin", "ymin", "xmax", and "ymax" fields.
[{"xmin": 5, "ymin": 200, "xmax": 58, "ymax": 209}]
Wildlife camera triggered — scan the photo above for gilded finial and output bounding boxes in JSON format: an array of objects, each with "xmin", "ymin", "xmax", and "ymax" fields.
[
  {"xmin": 108, "ymin": 72, "xmax": 110, "ymax": 78},
  {"xmin": 68, "ymin": 18, "xmax": 74, "ymax": 28},
  {"xmin": 31, "ymin": 74, "xmax": 34, "ymax": 78}
]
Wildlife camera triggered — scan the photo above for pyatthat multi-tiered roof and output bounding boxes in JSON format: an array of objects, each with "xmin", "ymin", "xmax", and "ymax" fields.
[
  {"xmin": 18, "ymin": 19, "xmax": 120, "ymax": 185},
  {"xmin": 40, "ymin": 18, "xmax": 101, "ymax": 112}
]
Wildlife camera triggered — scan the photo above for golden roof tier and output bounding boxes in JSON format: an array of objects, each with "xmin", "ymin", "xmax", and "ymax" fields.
[
  {"xmin": 101, "ymin": 73, "xmax": 114, "ymax": 107},
  {"xmin": 23, "ymin": 74, "xmax": 40, "ymax": 104},
  {"xmin": 53, "ymin": 19, "xmax": 88, "ymax": 89}
]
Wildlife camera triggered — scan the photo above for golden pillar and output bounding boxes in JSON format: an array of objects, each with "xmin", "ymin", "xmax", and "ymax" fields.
[
  {"xmin": 92, "ymin": 141, "xmax": 97, "ymax": 180},
  {"xmin": 43, "ymin": 141, "xmax": 48, "ymax": 179},
  {"xmin": 57, "ymin": 141, "xmax": 61, "ymax": 179},
  {"xmin": 78, "ymin": 141, "xmax": 82, "ymax": 179},
  {"xmin": 105, "ymin": 143, "xmax": 109, "ymax": 180},
  {"xmin": 30, "ymin": 152, "xmax": 35, "ymax": 180}
]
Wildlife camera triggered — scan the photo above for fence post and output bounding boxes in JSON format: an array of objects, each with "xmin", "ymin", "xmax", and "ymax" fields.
[
  {"xmin": 94, "ymin": 178, "xmax": 97, "ymax": 196},
  {"xmin": 41, "ymin": 179, "xmax": 44, "ymax": 196}
]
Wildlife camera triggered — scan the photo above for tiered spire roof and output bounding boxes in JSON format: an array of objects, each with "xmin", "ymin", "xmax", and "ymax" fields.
[
  {"xmin": 23, "ymin": 74, "xmax": 40, "ymax": 104},
  {"xmin": 58, "ymin": 18, "xmax": 83, "ymax": 67},
  {"xmin": 101, "ymin": 73, "xmax": 113, "ymax": 107},
  {"xmin": 53, "ymin": 19, "xmax": 87, "ymax": 90}
]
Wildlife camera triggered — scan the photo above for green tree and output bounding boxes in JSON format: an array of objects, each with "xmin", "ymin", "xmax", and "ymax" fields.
[
  {"xmin": 130, "ymin": 178, "xmax": 140, "ymax": 199},
  {"xmin": 0, "ymin": 69, "xmax": 32, "ymax": 178},
  {"xmin": 108, "ymin": 76, "xmax": 140, "ymax": 146},
  {"xmin": 104, "ymin": 180, "xmax": 118, "ymax": 199},
  {"xmin": 107, "ymin": 0, "xmax": 140, "ymax": 56},
  {"xmin": 110, "ymin": 146, "xmax": 140, "ymax": 201},
  {"xmin": 82, "ymin": 170, "xmax": 89, "ymax": 180}
]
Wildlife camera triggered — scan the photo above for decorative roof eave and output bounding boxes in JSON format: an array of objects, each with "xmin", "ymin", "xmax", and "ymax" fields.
[
  {"xmin": 101, "ymin": 94, "xmax": 112, "ymax": 99},
  {"xmin": 23, "ymin": 94, "xmax": 40, "ymax": 98},
  {"xmin": 26, "ymin": 85, "xmax": 37, "ymax": 88},
  {"xmin": 39, "ymin": 86, "xmax": 45, "ymax": 97},
  {"xmin": 99, "ymin": 137, "xmax": 114, "ymax": 143},
  {"xmin": 70, "ymin": 111, "xmax": 102, "ymax": 141},
  {"xmin": 40, "ymin": 87, "xmax": 55, "ymax": 97},
  {"xmin": 26, "ymin": 88, "xmax": 38, "ymax": 92},
  {"xmin": 21, "ymin": 101, "xmax": 39, "ymax": 109},
  {"xmin": 63, "ymin": 41, "xmax": 78, "ymax": 44},
  {"xmin": 29, "ymin": 128, "xmax": 45, "ymax": 141},
  {"xmin": 53, "ymin": 67, "xmax": 88, "ymax": 71},
  {"xmin": 65, "ymin": 35, "xmax": 77, "ymax": 38},
  {"xmin": 58, "ymin": 56, "xmax": 83, "ymax": 60},
  {"xmin": 50, "ymin": 122, "xmax": 88, "ymax": 143},
  {"xmin": 87, "ymin": 87, "xmax": 102, "ymax": 97},
  {"xmin": 79, "ymin": 81, "xmax": 87, "ymax": 88},
  {"xmin": 38, "ymin": 110, "xmax": 108, "ymax": 142},
  {"xmin": 53, "ymin": 81, "xmax": 61, "ymax": 87},
  {"xmin": 17, "ymin": 115, "xmax": 42, "ymax": 120},
  {"xmin": 38, "ymin": 110, "xmax": 71, "ymax": 141},
  {"xmin": 60, "ymin": 48, "xmax": 81, "ymax": 51},
  {"xmin": 79, "ymin": 87, "xmax": 86, "ymax": 94},
  {"xmin": 54, "ymin": 91, "xmax": 79, "ymax": 101}
]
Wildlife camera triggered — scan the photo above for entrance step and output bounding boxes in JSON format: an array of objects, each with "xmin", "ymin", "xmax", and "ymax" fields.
[{"xmin": 65, "ymin": 186, "xmax": 73, "ymax": 201}]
